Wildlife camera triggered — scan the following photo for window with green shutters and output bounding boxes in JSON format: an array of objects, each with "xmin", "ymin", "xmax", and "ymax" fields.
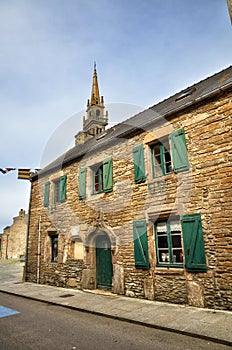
[
  {"xmin": 149, "ymin": 128, "xmax": 189, "ymax": 178},
  {"xmin": 151, "ymin": 138, "xmax": 172, "ymax": 177},
  {"xmin": 44, "ymin": 181, "xmax": 50, "ymax": 207},
  {"xmin": 133, "ymin": 220, "xmax": 149, "ymax": 269},
  {"xmin": 92, "ymin": 157, "xmax": 113, "ymax": 194},
  {"xmin": 78, "ymin": 168, "xmax": 86, "ymax": 199},
  {"xmin": 154, "ymin": 219, "xmax": 184, "ymax": 267},
  {"xmin": 181, "ymin": 214, "xmax": 207, "ymax": 273},
  {"xmin": 170, "ymin": 128, "xmax": 189, "ymax": 172},
  {"xmin": 53, "ymin": 175, "xmax": 67, "ymax": 204},
  {"xmin": 59, "ymin": 175, "xmax": 67, "ymax": 202},
  {"xmin": 133, "ymin": 144, "xmax": 146, "ymax": 183}
]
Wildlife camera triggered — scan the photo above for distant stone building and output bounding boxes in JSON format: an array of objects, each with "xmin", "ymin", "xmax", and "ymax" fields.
[
  {"xmin": 26, "ymin": 65, "xmax": 232, "ymax": 311},
  {"xmin": 1, "ymin": 209, "xmax": 28, "ymax": 260},
  {"xmin": 227, "ymin": 0, "xmax": 232, "ymax": 23}
]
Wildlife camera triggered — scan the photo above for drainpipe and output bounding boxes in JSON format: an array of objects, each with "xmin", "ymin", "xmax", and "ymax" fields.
[
  {"xmin": 5, "ymin": 234, "xmax": 9, "ymax": 259},
  {"xmin": 37, "ymin": 215, "xmax": 42, "ymax": 284},
  {"xmin": 24, "ymin": 180, "xmax": 33, "ymax": 281}
]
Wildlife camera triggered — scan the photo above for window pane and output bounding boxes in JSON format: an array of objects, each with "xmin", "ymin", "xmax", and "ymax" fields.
[
  {"xmin": 95, "ymin": 172, "xmax": 99, "ymax": 192},
  {"xmin": 171, "ymin": 234, "xmax": 181, "ymax": 248},
  {"xmin": 153, "ymin": 144, "xmax": 163, "ymax": 177},
  {"xmin": 158, "ymin": 235, "xmax": 168, "ymax": 248},
  {"xmin": 155, "ymin": 220, "xmax": 183, "ymax": 266},
  {"xmin": 170, "ymin": 221, "xmax": 182, "ymax": 248},
  {"xmin": 170, "ymin": 220, "xmax": 182, "ymax": 264},
  {"xmin": 94, "ymin": 164, "xmax": 103, "ymax": 193},
  {"xmin": 158, "ymin": 250, "xmax": 169, "ymax": 263},
  {"xmin": 170, "ymin": 221, "xmax": 181, "ymax": 231},
  {"xmin": 172, "ymin": 249, "xmax": 183, "ymax": 263},
  {"xmin": 162, "ymin": 139, "xmax": 171, "ymax": 174},
  {"xmin": 51, "ymin": 236, "xmax": 58, "ymax": 262},
  {"xmin": 156, "ymin": 222, "xmax": 167, "ymax": 233},
  {"xmin": 156, "ymin": 222, "xmax": 169, "ymax": 263},
  {"xmin": 164, "ymin": 147, "xmax": 172, "ymax": 174}
]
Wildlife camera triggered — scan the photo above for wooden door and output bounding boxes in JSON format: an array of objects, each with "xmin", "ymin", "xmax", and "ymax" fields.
[{"xmin": 96, "ymin": 235, "xmax": 113, "ymax": 289}]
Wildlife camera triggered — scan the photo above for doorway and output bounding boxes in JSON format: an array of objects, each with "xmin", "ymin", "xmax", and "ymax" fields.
[{"xmin": 96, "ymin": 234, "xmax": 113, "ymax": 290}]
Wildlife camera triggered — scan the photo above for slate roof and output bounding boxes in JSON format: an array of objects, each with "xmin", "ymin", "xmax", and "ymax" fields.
[{"xmin": 35, "ymin": 66, "xmax": 232, "ymax": 180}]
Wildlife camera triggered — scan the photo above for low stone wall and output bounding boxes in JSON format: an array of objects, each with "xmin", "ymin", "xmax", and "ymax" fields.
[{"xmin": 40, "ymin": 259, "xmax": 84, "ymax": 289}]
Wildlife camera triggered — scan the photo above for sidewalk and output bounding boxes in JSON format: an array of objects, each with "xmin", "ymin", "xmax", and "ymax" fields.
[{"xmin": 0, "ymin": 277, "xmax": 231, "ymax": 346}]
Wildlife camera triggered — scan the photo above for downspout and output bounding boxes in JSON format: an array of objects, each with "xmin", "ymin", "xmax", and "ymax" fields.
[
  {"xmin": 5, "ymin": 234, "xmax": 9, "ymax": 259},
  {"xmin": 37, "ymin": 215, "xmax": 42, "ymax": 284},
  {"xmin": 24, "ymin": 180, "xmax": 33, "ymax": 282}
]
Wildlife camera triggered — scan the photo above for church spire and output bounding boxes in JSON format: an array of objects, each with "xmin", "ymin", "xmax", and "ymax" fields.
[
  {"xmin": 90, "ymin": 62, "xmax": 101, "ymax": 106},
  {"xmin": 75, "ymin": 64, "xmax": 108, "ymax": 146}
]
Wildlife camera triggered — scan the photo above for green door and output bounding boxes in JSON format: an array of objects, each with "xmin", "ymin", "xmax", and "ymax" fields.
[{"xmin": 96, "ymin": 235, "xmax": 113, "ymax": 289}]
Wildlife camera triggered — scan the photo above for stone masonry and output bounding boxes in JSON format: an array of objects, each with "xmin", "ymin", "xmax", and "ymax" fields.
[{"xmin": 1, "ymin": 209, "xmax": 28, "ymax": 260}]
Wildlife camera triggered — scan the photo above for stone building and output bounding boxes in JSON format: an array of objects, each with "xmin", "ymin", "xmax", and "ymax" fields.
[
  {"xmin": 25, "ymin": 65, "xmax": 232, "ymax": 310},
  {"xmin": 1, "ymin": 209, "xmax": 28, "ymax": 260}
]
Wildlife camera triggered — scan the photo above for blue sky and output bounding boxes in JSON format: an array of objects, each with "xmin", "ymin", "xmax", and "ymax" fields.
[{"xmin": 0, "ymin": 0, "xmax": 231, "ymax": 231}]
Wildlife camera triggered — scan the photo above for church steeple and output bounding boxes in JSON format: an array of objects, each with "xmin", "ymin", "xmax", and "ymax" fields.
[
  {"xmin": 90, "ymin": 62, "xmax": 100, "ymax": 106},
  {"xmin": 75, "ymin": 64, "xmax": 109, "ymax": 146},
  {"xmin": 87, "ymin": 63, "xmax": 104, "ymax": 108}
]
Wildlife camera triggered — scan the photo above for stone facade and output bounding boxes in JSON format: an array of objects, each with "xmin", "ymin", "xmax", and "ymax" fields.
[
  {"xmin": 1, "ymin": 209, "xmax": 28, "ymax": 260},
  {"xmin": 26, "ymin": 67, "xmax": 232, "ymax": 311}
]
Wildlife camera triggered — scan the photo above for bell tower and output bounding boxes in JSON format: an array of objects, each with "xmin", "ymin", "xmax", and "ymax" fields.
[{"xmin": 75, "ymin": 63, "xmax": 108, "ymax": 145}]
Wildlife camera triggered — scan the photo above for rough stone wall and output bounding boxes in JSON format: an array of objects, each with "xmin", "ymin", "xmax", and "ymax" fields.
[
  {"xmin": 40, "ymin": 259, "xmax": 85, "ymax": 288},
  {"xmin": 1, "ymin": 209, "xmax": 28, "ymax": 260},
  {"xmin": 26, "ymin": 89, "xmax": 232, "ymax": 310},
  {"xmin": 182, "ymin": 92, "xmax": 232, "ymax": 309}
]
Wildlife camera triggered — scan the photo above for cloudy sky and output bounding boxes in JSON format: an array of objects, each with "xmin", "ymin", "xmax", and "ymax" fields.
[{"xmin": 0, "ymin": 0, "xmax": 231, "ymax": 231}]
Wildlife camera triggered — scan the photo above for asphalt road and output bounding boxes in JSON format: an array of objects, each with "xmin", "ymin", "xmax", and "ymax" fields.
[{"xmin": 0, "ymin": 293, "xmax": 231, "ymax": 350}]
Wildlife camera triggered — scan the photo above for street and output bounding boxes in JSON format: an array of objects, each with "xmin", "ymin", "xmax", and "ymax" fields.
[{"xmin": 0, "ymin": 293, "xmax": 230, "ymax": 350}]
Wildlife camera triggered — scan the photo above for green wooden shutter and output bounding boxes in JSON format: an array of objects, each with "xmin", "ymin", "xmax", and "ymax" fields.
[
  {"xmin": 78, "ymin": 167, "xmax": 86, "ymax": 199},
  {"xmin": 181, "ymin": 214, "xmax": 207, "ymax": 272},
  {"xmin": 133, "ymin": 144, "xmax": 146, "ymax": 183},
  {"xmin": 44, "ymin": 181, "xmax": 50, "ymax": 207},
  {"xmin": 59, "ymin": 175, "xmax": 67, "ymax": 202},
  {"xmin": 103, "ymin": 157, "xmax": 113, "ymax": 192},
  {"xmin": 133, "ymin": 220, "xmax": 149, "ymax": 269},
  {"xmin": 170, "ymin": 128, "xmax": 189, "ymax": 172}
]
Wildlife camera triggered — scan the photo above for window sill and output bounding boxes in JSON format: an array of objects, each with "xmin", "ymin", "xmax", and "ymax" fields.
[
  {"xmin": 87, "ymin": 192, "xmax": 105, "ymax": 201},
  {"xmin": 155, "ymin": 265, "xmax": 184, "ymax": 274},
  {"xmin": 149, "ymin": 172, "xmax": 176, "ymax": 183},
  {"xmin": 91, "ymin": 189, "xmax": 113, "ymax": 197},
  {"xmin": 153, "ymin": 172, "xmax": 173, "ymax": 180}
]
